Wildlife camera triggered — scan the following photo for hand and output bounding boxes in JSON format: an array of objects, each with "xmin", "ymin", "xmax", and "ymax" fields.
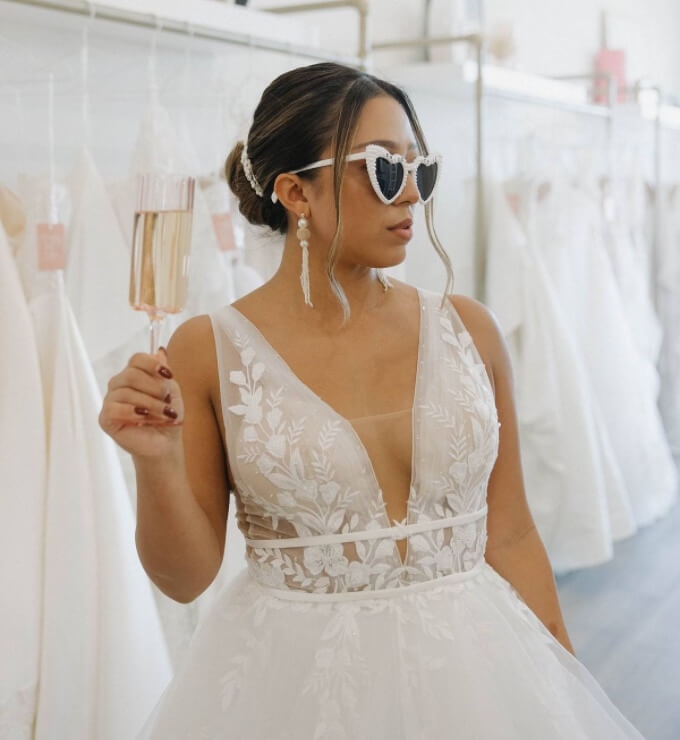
[{"xmin": 99, "ymin": 347, "xmax": 185, "ymax": 459}]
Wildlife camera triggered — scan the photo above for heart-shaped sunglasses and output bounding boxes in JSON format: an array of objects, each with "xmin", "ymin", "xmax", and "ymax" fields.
[{"xmin": 272, "ymin": 144, "xmax": 442, "ymax": 205}]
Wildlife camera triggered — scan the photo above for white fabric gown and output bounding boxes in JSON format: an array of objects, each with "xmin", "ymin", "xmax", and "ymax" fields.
[
  {"xmin": 604, "ymin": 176, "xmax": 662, "ymax": 382},
  {"xmin": 485, "ymin": 180, "xmax": 634, "ymax": 572},
  {"xmin": 657, "ymin": 184, "xmax": 680, "ymax": 464},
  {"xmin": 16, "ymin": 176, "xmax": 172, "ymax": 740},
  {"xmin": 538, "ymin": 178, "xmax": 677, "ymax": 526},
  {"xmin": 138, "ymin": 289, "xmax": 642, "ymax": 739},
  {"xmin": 0, "ymin": 216, "xmax": 46, "ymax": 739},
  {"xmin": 65, "ymin": 148, "xmax": 148, "ymax": 365},
  {"xmin": 105, "ymin": 101, "xmax": 241, "ymax": 666}
]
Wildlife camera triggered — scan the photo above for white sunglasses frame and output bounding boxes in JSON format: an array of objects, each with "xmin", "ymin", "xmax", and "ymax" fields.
[{"xmin": 271, "ymin": 144, "xmax": 442, "ymax": 205}]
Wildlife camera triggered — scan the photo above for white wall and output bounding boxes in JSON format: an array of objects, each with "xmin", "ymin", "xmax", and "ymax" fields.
[
  {"xmin": 1, "ymin": 0, "xmax": 678, "ymax": 188},
  {"xmin": 483, "ymin": 0, "xmax": 680, "ymax": 98},
  {"xmin": 255, "ymin": 0, "xmax": 680, "ymax": 98}
]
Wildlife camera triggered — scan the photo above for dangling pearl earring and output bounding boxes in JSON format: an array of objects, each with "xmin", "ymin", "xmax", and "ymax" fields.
[
  {"xmin": 377, "ymin": 269, "xmax": 392, "ymax": 292},
  {"xmin": 296, "ymin": 214, "xmax": 313, "ymax": 307}
]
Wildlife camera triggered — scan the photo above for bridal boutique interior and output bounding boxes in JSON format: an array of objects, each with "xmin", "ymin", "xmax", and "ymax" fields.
[{"xmin": 1, "ymin": 0, "xmax": 680, "ymax": 738}]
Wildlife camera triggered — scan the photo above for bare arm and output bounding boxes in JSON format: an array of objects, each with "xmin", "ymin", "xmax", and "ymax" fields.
[
  {"xmin": 101, "ymin": 315, "xmax": 230, "ymax": 603},
  {"xmin": 450, "ymin": 295, "xmax": 575, "ymax": 655}
]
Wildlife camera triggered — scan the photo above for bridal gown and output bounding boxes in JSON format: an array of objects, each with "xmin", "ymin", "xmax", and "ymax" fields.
[
  {"xmin": 0, "ymin": 215, "xmax": 46, "ymax": 739},
  {"xmin": 138, "ymin": 289, "xmax": 641, "ymax": 739},
  {"xmin": 15, "ymin": 176, "xmax": 172, "ymax": 740},
  {"xmin": 105, "ymin": 100, "xmax": 243, "ymax": 666},
  {"xmin": 65, "ymin": 148, "xmax": 147, "ymax": 366},
  {"xmin": 485, "ymin": 180, "xmax": 634, "ymax": 572},
  {"xmin": 538, "ymin": 178, "xmax": 677, "ymax": 526},
  {"xmin": 658, "ymin": 185, "xmax": 680, "ymax": 464}
]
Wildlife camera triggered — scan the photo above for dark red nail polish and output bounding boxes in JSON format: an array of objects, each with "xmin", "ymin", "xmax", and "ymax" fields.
[
  {"xmin": 163, "ymin": 406, "xmax": 178, "ymax": 420},
  {"xmin": 134, "ymin": 406, "xmax": 150, "ymax": 416},
  {"xmin": 158, "ymin": 365, "xmax": 173, "ymax": 379},
  {"xmin": 164, "ymin": 392, "xmax": 172, "ymax": 403}
]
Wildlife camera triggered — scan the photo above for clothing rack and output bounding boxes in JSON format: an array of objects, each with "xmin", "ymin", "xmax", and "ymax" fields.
[
  {"xmin": 1, "ymin": 0, "xmax": 360, "ymax": 66},
  {"xmin": 5, "ymin": 0, "xmax": 679, "ymax": 302}
]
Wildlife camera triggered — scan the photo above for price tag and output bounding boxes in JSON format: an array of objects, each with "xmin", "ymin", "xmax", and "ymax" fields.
[
  {"xmin": 36, "ymin": 223, "xmax": 66, "ymax": 270},
  {"xmin": 506, "ymin": 192, "xmax": 521, "ymax": 217},
  {"xmin": 211, "ymin": 212, "xmax": 237, "ymax": 252}
]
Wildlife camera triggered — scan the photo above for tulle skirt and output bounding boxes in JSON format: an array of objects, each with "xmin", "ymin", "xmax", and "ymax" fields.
[{"xmin": 137, "ymin": 561, "xmax": 642, "ymax": 739}]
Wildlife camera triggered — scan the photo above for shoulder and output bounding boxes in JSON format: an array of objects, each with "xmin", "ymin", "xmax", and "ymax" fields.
[
  {"xmin": 446, "ymin": 294, "xmax": 504, "ymax": 352},
  {"xmin": 168, "ymin": 314, "xmax": 215, "ymax": 357},
  {"xmin": 446, "ymin": 294, "xmax": 508, "ymax": 390},
  {"xmin": 166, "ymin": 315, "xmax": 218, "ymax": 394}
]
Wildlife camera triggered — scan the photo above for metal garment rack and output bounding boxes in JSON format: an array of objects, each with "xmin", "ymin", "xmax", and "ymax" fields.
[
  {"xmin": 1, "ymin": 0, "xmax": 361, "ymax": 65},
  {"xmin": 5, "ymin": 0, "xmax": 671, "ymax": 302}
]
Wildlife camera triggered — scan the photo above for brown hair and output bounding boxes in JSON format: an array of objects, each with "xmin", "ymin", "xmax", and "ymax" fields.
[{"xmin": 225, "ymin": 62, "xmax": 453, "ymax": 314}]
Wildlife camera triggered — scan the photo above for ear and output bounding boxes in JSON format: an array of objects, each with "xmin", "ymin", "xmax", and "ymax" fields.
[{"xmin": 272, "ymin": 173, "xmax": 311, "ymax": 214}]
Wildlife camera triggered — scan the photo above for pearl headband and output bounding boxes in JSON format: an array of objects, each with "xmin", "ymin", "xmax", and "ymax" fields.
[{"xmin": 240, "ymin": 143, "xmax": 264, "ymax": 198}]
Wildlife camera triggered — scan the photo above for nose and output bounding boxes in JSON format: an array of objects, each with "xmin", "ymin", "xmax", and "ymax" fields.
[{"xmin": 397, "ymin": 168, "xmax": 420, "ymax": 205}]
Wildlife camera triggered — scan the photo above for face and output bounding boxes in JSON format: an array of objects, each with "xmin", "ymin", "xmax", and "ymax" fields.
[{"xmin": 305, "ymin": 94, "xmax": 422, "ymax": 271}]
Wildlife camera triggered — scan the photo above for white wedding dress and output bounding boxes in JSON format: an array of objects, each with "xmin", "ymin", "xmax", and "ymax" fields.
[
  {"xmin": 658, "ymin": 184, "xmax": 680, "ymax": 464},
  {"xmin": 14, "ymin": 175, "xmax": 172, "ymax": 740},
  {"xmin": 0, "ymin": 215, "xmax": 46, "ymax": 739},
  {"xmin": 485, "ymin": 180, "xmax": 634, "ymax": 572},
  {"xmin": 138, "ymin": 289, "xmax": 641, "ymax": 739}
]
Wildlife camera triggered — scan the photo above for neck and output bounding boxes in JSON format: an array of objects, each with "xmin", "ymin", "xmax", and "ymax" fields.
[{"xmin": 269, "ymin": 237, "xmax": 390, "ymax": 326}]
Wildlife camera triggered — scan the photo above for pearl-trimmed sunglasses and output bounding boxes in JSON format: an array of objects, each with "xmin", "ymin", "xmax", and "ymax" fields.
[{"xmin": 271, "ymin": 144, "xmax": 442, "ymax": 205}]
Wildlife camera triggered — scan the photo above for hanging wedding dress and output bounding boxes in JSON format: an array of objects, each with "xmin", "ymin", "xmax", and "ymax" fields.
[
  {"xmin": 485, "ymin": 180, "xmax": 633, "ymax": 572},
  {"xmin": 106, "ymin": 100, "xmax": 241, "ymax": 666},
  {"xmin": 65, "ymin": 147, "xmax": 148, "ymax": 366},
  {"xmin": 604, "ymin": 170, "xmax": 662, "ymax": 378},
  {"xmin": 538, "ymin": 177, "xmax": 677, "ymax": 525},
  {"xmin": 0, "ymin": 205, "xmax": 45, "ymax": 740},
  {"xmin": 137, "ymin": 288, "xmax": 642, "ymax": 739},
  {"xmin": 15, "ymin": 175, "xmax": 172, "ymax": 740},
  {"xmin": 657, "ymin": 184, "xmax": 680, "ymax": 464}
]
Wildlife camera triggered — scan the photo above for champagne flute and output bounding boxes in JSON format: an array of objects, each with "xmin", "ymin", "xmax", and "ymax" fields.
[{"xmin": 129, "ymin": 173, "xmax": 195, "ymax": 355}]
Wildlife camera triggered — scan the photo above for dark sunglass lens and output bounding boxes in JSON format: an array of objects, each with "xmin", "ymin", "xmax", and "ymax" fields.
[
  {"xmin": 375, "ymin": 158, "xmax": 404, "ymax": 201},
  {"xmin": 416, "ymin": 162, "xmax": 438, "ymax": 201}
]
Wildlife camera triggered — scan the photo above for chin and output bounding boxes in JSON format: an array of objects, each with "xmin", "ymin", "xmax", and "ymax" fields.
[{"xmin": 376, "ymin": 246, "xmax": 408, "ymax": 269}]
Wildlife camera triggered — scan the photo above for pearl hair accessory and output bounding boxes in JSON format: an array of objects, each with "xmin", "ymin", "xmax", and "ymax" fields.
[
  {"xmin": 296, "ymin": 214, "xmax": 313, "ymax": 307},
  {"xmin": 240, "ymin": 143, "xmax": 264, "ymax": 198}
]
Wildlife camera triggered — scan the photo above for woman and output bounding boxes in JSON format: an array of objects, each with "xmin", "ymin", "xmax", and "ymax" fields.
[{"xmin": 100, "ymin": 63, "xmax": 642, "ymax": 739}]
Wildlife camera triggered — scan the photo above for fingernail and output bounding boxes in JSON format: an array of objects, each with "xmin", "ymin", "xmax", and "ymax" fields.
[
  {"xmin": 163, "ymin": 406, "xmax": 178, "ymax": 420},
  {"xmin": 163, "ymin": 392, "xmax": 172, "ymax": 403},
  {"xmin": 134, "ymin": 406, "xmax": 150, "ymax": 416},
  {"xmin": 158, "ymin": 365, "xmax": 173, "ymax": 379}
]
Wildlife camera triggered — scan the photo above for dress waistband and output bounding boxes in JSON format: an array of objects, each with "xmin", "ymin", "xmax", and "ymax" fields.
[
  {"xmin": 244, "ymin": 505, "xmax": 487, "ymax": 550},
  {"xmin": 250, "ymin": 559, "xmax": 487, "ymax": 603}
]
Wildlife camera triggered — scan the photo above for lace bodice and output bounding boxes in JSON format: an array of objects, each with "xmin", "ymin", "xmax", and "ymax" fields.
[{"xmin": 210, "ymin": 289, "xmax": 499, "ymax": 595}]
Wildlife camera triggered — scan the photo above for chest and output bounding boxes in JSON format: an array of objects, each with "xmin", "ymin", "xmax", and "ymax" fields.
[{"xmin": 248, "ymin": 315, "xmax": 420, "ymax": 421}]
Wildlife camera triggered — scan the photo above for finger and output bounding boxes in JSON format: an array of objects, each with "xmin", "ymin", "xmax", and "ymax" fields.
[
  {"xmin": 108, "ymin": 366, "xmax": 178, "ymax": 402},
  {"xmin": 99, "ymin": 401, "xmax": 183, "ymax": 431},
  {"xmin": 126, "ymin": 351, "xmax": 175, "ymax": 381},
  {"xmin": 107, "ymin": 388, "xmax": 183, "ymax": 421}
]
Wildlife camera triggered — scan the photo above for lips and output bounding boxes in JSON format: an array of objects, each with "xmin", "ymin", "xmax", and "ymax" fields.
[
  {"xmin": 388, "ymin": 218, "xmax": 413, "ymax": 231},
  {"xmin": 388, "ymin": 218, "xmax": 413, "ymax": 241}
]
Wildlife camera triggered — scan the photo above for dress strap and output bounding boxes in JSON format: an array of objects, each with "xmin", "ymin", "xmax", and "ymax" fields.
[{"xmin": 244, "ymin": 505, "xmax": 487, "ymax": 549}]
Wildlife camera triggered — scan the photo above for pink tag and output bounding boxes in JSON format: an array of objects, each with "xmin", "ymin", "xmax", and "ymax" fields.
[
  {"xmin": 593, "ymin": 49, "xmax": 627, "ymax": 103},
  {"xmin": 506, "ymin": 192, "xmax": 521, "ymax": 216},
  {"xmin": 36, "ymin": 223, "xmax": 66, "ymax": 270},
  {"xmin": 211, "ymin": 212, "xmax": 236, "ymax": 252}
]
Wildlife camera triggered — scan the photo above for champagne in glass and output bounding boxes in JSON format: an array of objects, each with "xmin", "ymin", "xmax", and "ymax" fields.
[{"xmin": 129, "ymin": 174, "xmax": 195, "ymax": 354}]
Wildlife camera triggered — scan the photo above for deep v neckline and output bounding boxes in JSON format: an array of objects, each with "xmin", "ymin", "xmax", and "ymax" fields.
[{"xmin": 226, "ymin": 288, "xmax": 426, "ymax": 568}]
